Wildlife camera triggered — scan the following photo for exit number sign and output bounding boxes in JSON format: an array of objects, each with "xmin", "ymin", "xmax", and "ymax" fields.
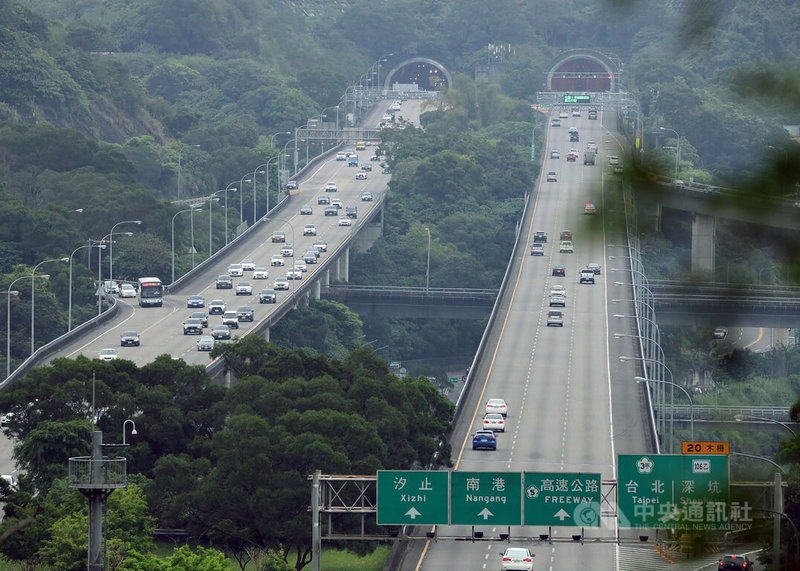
[{"xmin": 682, "ymin": 441, "xmax": 729, "ymax": 455}]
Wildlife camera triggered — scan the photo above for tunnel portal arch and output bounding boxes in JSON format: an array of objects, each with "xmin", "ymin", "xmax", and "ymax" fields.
[
  {"xmin": 547, "ymin": 49, "xmax": 619, "ymax": 92},
  {"xmin": 383, "ymin": 58, "xmax": 452, "ymax": 92}
]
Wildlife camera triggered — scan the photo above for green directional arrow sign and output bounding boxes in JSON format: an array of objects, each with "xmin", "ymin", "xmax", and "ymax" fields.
[
  {"xmin": 523, "ymin": 472, "xmax": 602, "ymax": 527},
  {"xmin": 450, "ymin": 472, "xmax": 522, "ymax": 526},
  {"xmin": 377, "ymin": 470, "xmax": 449, "ymax": 525}
]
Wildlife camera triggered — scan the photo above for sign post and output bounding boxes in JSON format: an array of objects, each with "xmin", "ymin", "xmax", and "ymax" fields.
[
  {"xmin": 450, "ymin": 472, "xmax": 521, "ymax": 526},
  {"xmin": 617, "ymin": 454, "xmax": 729, "ymax": 529},
  {"xmin": 523, "ymin": 472, "xmax": 602, "ymax": 526},
  {"xmin": 377, "ymin": 471, "xmax": 449, "ymax": 525}
]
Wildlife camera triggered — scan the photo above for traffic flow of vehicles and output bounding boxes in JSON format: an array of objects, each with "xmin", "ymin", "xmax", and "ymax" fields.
[{"xmin": 137, "ymin": 277, "xmax": 163, "ymax": 307}]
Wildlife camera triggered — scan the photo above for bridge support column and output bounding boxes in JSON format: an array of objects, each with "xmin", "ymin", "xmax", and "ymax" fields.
[
  {"xmin": 691, "ymin": 213, "xmax": 715, "ymax": 279},
  {"xmin": 342, "ymin": 247, "xmax": 349, "ymax": 282},
  {"xmin": 322, "ymin": 269, "xmax": 330, "ymax": 288},
  {"xmin": 264, "ymin": 327, "xmax": 269, "ymax": 342},
  {"xmin": 312, "ymin": 279, "xmax": 321, "ymax": 300},
  {"xmin": 333, "ymin": 258, "xmax": 340, "ymax": 283}
]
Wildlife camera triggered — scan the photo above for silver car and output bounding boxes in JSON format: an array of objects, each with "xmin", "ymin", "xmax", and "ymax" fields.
[{"xmin": 235, "ymin": 282, "xmax": 253, "ymax": 296}]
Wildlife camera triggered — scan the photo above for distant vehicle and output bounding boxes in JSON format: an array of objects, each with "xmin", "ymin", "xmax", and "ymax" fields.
[
  {"xmin": 294, "ymin": 259, "xmax": 307, "ymax": 272},
  {"xmin": 584, "ymin": 151, "xmax": 596, "ymax": 166},
  {"xmin": 120, "ymin": 331, "xmax": 140, "ymax": 347},
  {"xmin": 228, "ymin": 263, "xmax": 244, "ymax": 276},
  {"xmin": 559, "ymin": 241, "xmax": 574, "ymax": 253},
  {"xmin": 216, "ymin": 274, "xmax": 233, "ymax": 289},
  {"xmin": 325, "ymin": 206, "xmax": 338, "ymax": 216},
  {"xmin": 717, "ymin": 555, "xmax": 755, "ymax": 570},
  {"xmin": 572, "ymin": 109, "xmax": 581, "ymax": 117},
  {"xmin": 356, "ymin": 141, "xmax": 366, "ymax": 150},
  {"xmin": 588, "ymin": 108, "xmax": 598, "ymax": 119},
  {"xmin": 103, "ymin": 280, "xmax": 120, "ymax": 295},
  {"xmin": 348, "ymin": 155, "xmax": 359, "ymax": 167},
  {"xmin": 331, "ymin": 199, "xmax": 343, "ymax": 208},
  {"xmin": 305, "ymin": 246, "xmax": 321, "ymax": 258},
  {"xmin": 313, "ymin": 240, "xmax": 328, "ymax": 252},
  {"xmin": 355, "ymin": 171, "xmax": 367, "ymax": 180},
  {"xmin": 271, "ymin": 231, "xmax": 286, "ymax": 243},
  {"xmin": 614, "ymin": 164, "xmax": 624, "ymax": 174},
  {"xmin": 287, "ymin": 268, "xmax": 303, "ymax": 280},
  {"xmin": 119, "ymin": 284, "xmax": 136, "ymax": 298},
  {"xmin": 472, "ymin": 430, "xmax": 497, "ymax": 451},
  {"xmin": 339, "ymin": 218, "xmax": 352, "ymax": 226},
  {"xmin": 558, "ymin": 111, "xmax": 568, "ymax": 118},
  {"xmin": 222, "ymin": 311, "xmax": 239, "ymax": 328},
  {"xmin": 300, "ymin": 206, "xmax": 312, "ymax": 215},
  {"xmin": 190, "ymin": 311, "xmax": 208, "ymax": 327},
  {"xmin": 483, "ymin": 413, "xmax": 505, "ymax": 432},
  {"xmin": 284, "ymin": 180, "xmax": 299, "ymax": 192},
  {"xmin": 584, "ymin": 202, "xmax": 597, "ymax": 214},
  {"xmin": 183, "ymin": 318, "xmax": 204, "ymax": 335},
  {"xmin": 303, "ymin": 224, "xmax": 317, "ymax": 236},
  {"xmin": 546, "ymin": 171, "xmax": 558, "ymax": 182},
  {"xmin": 550, "ymin": 150, "xmax": 560, "ymax": 159},
  {"xmin": 317, "ymin": 195, "xmax": 330, "ymax": 205},
  {"xmin": 274, "ymin": 277, "xmax": 289, "ymax": 290},
  {"xmin": 560, "ymin": 230, "xmax": 572, "ymax": 241},
  {"xmin": 551, "ymin": 119, "xmax": 561, "ymax": 127},
  {"xmin": 196, "ymin": 336, "xmax": 215, "ymax": 351},
  {"xmin": 566, "ymin": 150, "xmax": 578, "ymax": 161},
  {"xmin": 530, "ymin": 243, "xmax": 544, "ymax": 256},
  {"xmin": 211, "ymin": 325, "xmax": 231, "ymax": 340},
  {"xmin": 208, "ymin": 299, "xmax": 226, "ymax": 314},
  {"xmin": 552, "ymin": 265, "xmax": 566, "ymax": 277},
  {"xmin": 253, "ymin": 268, "xmax": 269, "ymax": 279},
  {"xmin": 325, "ymin": 182, "xmax": 337, "ymax": 192},
  {"xmin": 241, "ymin": 259, "xmax": 255, "ymax": 271},
  {"xmin": 280, "ymin": 244, "xmax": 294, "ymax": 257},
  {"xmin": 713, "ymin": 327, "xmax": 728, "ymax": 339},
  {"xmin": 550, "ymin": 285, "xmax": 566, "ymax": 297},
  {"xmin": 259, "ymin": 288, "xmax": 277, "ymax": 304},
  {"xmin": 579, "ymin": 269, "xmax": 596, "ymax": 284},
  {"xmin": 235, "ymin": 282, "xmax": 252, "ymax": 296},
  {"xmin": 485, "ymin": 398, "xmax": 508, "ymax": 417},
  {"xmin": 533, "ymin": 231, "xmax": 547, "ymax": 243},
  {"xmin": 236, "ymin": 306, "xmax": 254, "ymax": 322},
  {"xmin": 361, "ymin": 163, "xmax": 372, "ymax": 171},
  {"xmin": 370, "ymin": 154, "xmax": 379, "ymax": 161},
  {"xmin": 336, "ymin": 152, "xmax": 346, "ymax": 161},
  {"xmin": 609, "ymin": 156, "xmax": 620, "ymax": 165},
  {"xmin": 500, "ymin": 547, "xmax": 535, "ymax": 571},
  {"xmin": 549, "ymin": 295, "xmax": 566, "ymax": 307},
  {"xmin": 346, "ymin": 206, "xmax": 358, "ymax": 219},
  {"xmin": 271, "ymin": 255, "xmax": 285, "ymax": 267},
  {"xmin": 547, "ymin": 310, "xmax": 564, "ymax": 327},
  {"xmin": 137, "ymin": 277, "xmax": 163, "ymax": 307},
  {"xmin": 99, "ymin": 348, "xmax": 119, "ymax": 361},
  {"xmin": 186, "ymin": 295, "xmax": 205, "ymax": 308},
  {"xmin": 302, "ymin": 253, "xmax": 317, "ymax": 264},
  {"xmin": 586, "ymin": 141, "xmax": 598, "ymax": 153},
  {"xmin": 587, "ymin": 262, "xmax": 601, "ymax": 275}
]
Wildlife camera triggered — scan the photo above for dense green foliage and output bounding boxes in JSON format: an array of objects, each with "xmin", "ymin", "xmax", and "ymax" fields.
[{"xmin": 0, "ymin": 341, "xmax": 453, "ymax": 568}]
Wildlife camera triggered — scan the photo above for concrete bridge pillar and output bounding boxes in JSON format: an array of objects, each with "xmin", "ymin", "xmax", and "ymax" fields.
[
  {"xmin": 691, "ymin": 213, "xmax": 715, "ymax": 279},
  {"xmin": 312, "ymin": 279, "xmax": 321, "ymax": 300},
  {"xmin": 333, "ymin": 257, "xmax": 340, "ymax": 283},
  {"xmin": 342, "ymin": 247, "xmax": 349, "ymax": 282},
  {"xmin": 323, "ymin": 269, "xmax": 330, "ymax": 288},
  {"xmin": 263, "ymin": 327, "xmax": 270, "ymax": 342}
]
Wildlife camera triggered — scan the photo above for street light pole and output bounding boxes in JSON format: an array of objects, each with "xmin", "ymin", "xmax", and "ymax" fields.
[
  {"xmin": 4, "ymin": 288, "xmax": 19, "ymax": 379},
  {"xmin": 631, "ymin": 372, "xmax": 694, "ymax": 449},
  {"xmin": 122, "ymin": 419, "xmax": 137, "ymax": 445},
  {"xmin": 251, "ymin": 165, "xmax": 268, "ymax": 221},
  {"xmin": 426, "ymin": 227, "xmax": 431, "ymax": 292},
  {"xmin": 108, "ymin": 220, "xmax": 142, "ymax": 286},
  {"xmin": 208, "ymin": 188, "xmax": 237, "ymax": 256},
  {"xmin": 223, "ymin": 182, "xmax": 239, "ymax": 245},
  {"xmin": 171, "ymin": 207, "xmax": 202, "ymax": 283},
  {"xmin": 176, "ymin": 144, "xmax": 200, "ymax": 201},
  {"xmin": 659, "ymin": 127, "xmax": 680, "ymax": 181},
  {"xmin": 531, "ymin": 123, "xmax": 538, "ymax": 161},
  {"xmin": 238, "ymin": 175, "xmax": 252, "ymax": 226},
  {"xmin": 69, "ymin": 243, "xmax": 106, "ymax": 331},
  {"xmin": 265, "ymin": 155, "xmax": 282, "ymax": 216},
  {"xmin": 31, "ymin": 258, "xmax": 68, "ymax": 355}
]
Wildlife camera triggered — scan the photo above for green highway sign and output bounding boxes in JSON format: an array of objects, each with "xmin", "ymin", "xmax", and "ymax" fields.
[
  {"xmin": 618, "ymin": 454, "xmax": 729, "ymax": 529},
  {"xmin": 377, "ymin": 471, "xmax": 449, "ymax": 525},
  {"xmin": 523, "ymin": 472, "xmax": 602, "ymax": 527},
  {"xmin": 450, "ymin": 472, "xmax": 522, "ymax": 526}
]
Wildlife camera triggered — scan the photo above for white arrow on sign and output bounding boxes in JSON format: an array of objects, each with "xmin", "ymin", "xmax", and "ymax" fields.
[
  {"xmin": 478, "ymin": 508, "xmax": 494, "ymax": 520},
  {"xmin": 405, "ymin": 507, "xmax": 422, "ymax": 520},
  {"xmin": 554, "ymin": 509, "xmax": 571, "ymax": 521}
]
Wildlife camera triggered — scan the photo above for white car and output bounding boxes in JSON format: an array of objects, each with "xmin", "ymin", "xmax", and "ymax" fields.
[
  {"xmin": 355, "ymin": 171, "xmax": 367, "ymax": 180},
  {"xmin": 338, "ymin": 218, "xmax": 352, "ymax": 226},
  {"xmin": 286, "ymin": 268, "xmax": 303, "ymax": 280},
  {"xmin": 500, "ymin": 547, "xmax": 535, "ymax": 571},
  {"xmin": 98, "ymin": 348, "xmax": 118, "ymax": 362},
  {"xmin": 313, "ymin": 240, "xmax": 328, "ymax": 252},
  {"xmin": 270, "ymin": 255, "xmax": 285, "ymax": 267},
  {"xmin": 303, "ymin": 224, "xmax": 317, "ymax": 236},
  {"xmin": 485, "ymin": 398, "xmax": 507, "ymax": 417},
  {"xmin": 228, "ymin": 263, "xmax": 243, "ymax": 277},
  {"xmin": 118, "ymin": 284, "xmax": 136, "ymax": 298},
  {"xmin": 253, "ymin": 268, "xmax": 269, "ymax": 279},
  {"xmin": 558, "ymin": 111, "xmax": 568, "ymax": 118},
  {"xmin": 280, "ymin": 245, "xmax": 294, "ymax": 257},
  {"xmin": 274, "ymin": 277, "xmax": 289, "ymax": 290},
  {"xmin": 235, "ymin": 282, "xmax": 253, "ymax": 296},
  {"xmin": 331, "ymin": 199, "xmax": 342, "ymax": 209},
  {"xmin": 335, "ymin": 152, "xmax": 346, "ymax": 161},
  {"xmin": 550, "ymin": 285, "xmax": 566, "ymax": 297},
  {"xmin": 241, "ymin": 259, "xmax": 255, "ymax": 271},
  {"xmin": 609, "ymin": 156, "xmax": 620, "ymax": 165},
  {"xmin": 294, "ymin": 259, "xmax": 307, "ymax": 272},
  {"xmin": 483, "ymin": 413, "xmax": 505, "ymax": 433},
  {"xmin": 325, "ymin": 181, "xmax": 337, "ymax": 192}
]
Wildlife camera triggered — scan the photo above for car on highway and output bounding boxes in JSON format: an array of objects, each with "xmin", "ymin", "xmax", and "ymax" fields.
[
  {"xmin": 587, "ymin": 141, "xmax": 598, "ymax": 153},
  {"xmin": 317, "ymin": 195, "xmax": 330, "ymax": 205},
  {"xmin": 216, "ymin": 274, "xmax": 233, "ymax": 289},
  {"xmin": 560, "ymin": 230, "xmax": 572, "ymax": 240},
  {"xmin": 584, "ymin": 202, "xmax": 597, "ymax": 214},
  {"xmin": 187, "ymin": 295, "xmax": 205, "ymax": 308},
  {"xmin": 361, "ymin": 163, "xmax": 372, "ymax": 171},
  {"xmin": 609, "ymin": 155, "xmax": 620, "ymax": 165},
  {"xmin": 294, "ymin": 259, "xmax": 307, "ymax": 272},
  {"xmin": 221, "ymin": 310, "xmax": 238, "ymax": 329},
  {"xmin": 325, "ymin": 181, "xmax": 337, "ymax": 192},
  {"xmin": 241, "ymin": 259, "xmax": 255, "ymax": 271},
  {"xmin": 613, "ymin": 164, "xmax": 624, "ymax": 174},
  {"xmin": 236, "ymin": 306, "xmax": 254, "ymax": 322},
  {"xmin": 120, "ymin": 331, "xmax": 140, "ymax": 346},
  {"xmin": 355, "ymin": 171, "xmax": 367, "ymax": 180},
  {"xmin": 558, "ymin": 111, "xmax": 568, "ymax": 118},
  {"xmin": 228, "ymin": 263, "xmax": 244, "ymax": 276},
  {"xmin": 336, "ymin": 152, "xmax": 346, "ymax": 161},
  {"xmin": 370, "ymin": 153, "xmax": 379, "ymax": 161},
  {"xmin": 324, "ymin": 205, "xmax": 338, "ymax": 216},
  {"xmin": 339, "ymin": 217, "xmax": 352, "ymax": 226},
  {"xmin": 271, "ymin": 255, "xmax": 285, "ymax": 267},
  {"xmin": 361, "ymin": 191, "xmax": 373, "ymax": 201},
  {"xmin": 559, "ymin": 240, "xmax": 574, "ymax": 253},
  {"xmin": 587, "ymin": 262, "xmax": 601, "ymax": 274},
  {"xmin": 331, "ymin": 198, "xmax": 343, "ymax": 209},
  {"xmin": 551, "ymin": 118, "xmax": 561, "ymax": 127},
  {"xmin": 313, "ymin": 239, "xmax": 328, "ymax": 252},
  {"xmin": 183, "ymin": 318, "xmax": 204, "ymax": 335},
  {"xmin": 306, "ymin": 246, "xmax": 321, "ymax": 258},
  {"xmin": 274, "ymin": 277, "xmax": 289, "ymax": 290},
  {"xmin": 472, "ymin": 430, "xmax": 497, "ymax": 451},
  {"xmin": 549, "ymin": 294, "xmax": 566, "ymax": 307},
  {"xmin": 280, "ymin": 244, "xmax": 294, "ymax": 257},
  {"xmin": 483, "ymin": 413, "xmax": 505, "ymax": 433},
  {"xmin": 713, "ymin": 327, "xmax": 728, "ymax": 339},
  {"xmin": 546, "ymin": 171, "xmax": 558, "ymax": 182},
  {"xmin": 552, "ymin": 265, "xmax": 566, "ymax": 277},
  {"xmin": 550, "ymin": 150, "xmax": 560, "ymax": 159},
  {"xmin": 533, "ymin": 231, "xmax": 547, "ymax": 243},
  {"xmin": 572, "ymin": 108, "xmax": 581, "ymax": 117},
  {"xmin": 103, "ymin": 280, "xmax": 120, "ymax": 295},
  {"xmin": 299, "ymin": 205, "xmax": 312, "ymax": 215},
  {"xmin": 285, "ymin": 180, "xmax": 299, "ymax": 191},
  {"xmin": 271, "ymin": 231, "xmax": 286, "ymax": 243},
  {"xmin": 303, "ymin": 224, "xmax": 317, "ymax": 236},
  {"xmin": 547, "ymin": 310, "xmax": 564, "ymax": 327},
  {"xmin": 717, "ymin": 554, "xmax": 755, "ymax": 570},
  {"xmin": 235, "ymin": 282, "xmax": 252, "ymax": 296},
  {"xmin": 119, "ymin": 284, "xmax": 136, "ymax": 298},
  {"xmin": 98, "ymin": 348, "xmax": 119, "ymax": 361},
  {"xmin": 500, "ymin": 547, "xmax": 535, "ymax": 571},
  {"xmin": 550, "ymin": 285, "xmax": 566, "ymax": 297},
  {"xmin": 209, "ymin": 299, "xmax": 226, "ymax": 315},
  {"xmin": 190, "ymin": 311, "xmax": 208, "ymax": 327},
  {"xmin": 579, "ymin": 269, "xmax": 596, "ymax": 284},
  {"xmin": 566, "ymin": 151, "xmax": 578, "ymax": 161},
  {"xmin": 259, "ymin": 288, "xmax": 277, "ymax": 303},
  {"xmin": 530, "ymin": 243, "xmax": 544, "ymax": 256},
  {"xmin": 196, "ymin": 336, "xmax": 215, "ymax": 351},
  {"xmin": 287, "ymin": 268, "xmax": 302, "ymax": 280},
  {"xmin": 253, "ymin": 267, "xmax": 269, "ymax": 279},
  {"xmin": 485, "ymin": 398, "xmax": 508, "ymax": 417},
  {"xmin": 302, "ymin": 253, "xmax": 317, "ymax": 264},
  {"xmin": 211, "ymin": 325, "xmax": 231, "ymax": 340},
  {"xmin": 382, "ymin": 166, "xmax": 390, "ymax": 174}
]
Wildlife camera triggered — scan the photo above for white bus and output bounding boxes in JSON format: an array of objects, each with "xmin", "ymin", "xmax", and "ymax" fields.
[{"xmin": 137, "ymin": 277, "xmax": 163, "ymax": 307}]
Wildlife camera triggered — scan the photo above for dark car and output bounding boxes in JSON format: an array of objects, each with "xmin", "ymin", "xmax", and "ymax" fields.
[
  {"xmin": 211, "ymin": 325, "xmax": 231, "ymax": 340},
  {"xmin": 259, "ymin": 288, "xmax": 277, "ymax": 304},
  {"xmin": 120, "ymin": 331, "xmax": 140, "ymax": 347},
  {"xmin": 718, "ymin": 555, "xmax": 756, "ymax": 570},
  {"xmin": 236, "ymin": 306, "xmax": 254, "ymax": 322},
  {"xmin": 182, "ymin": 318, "xmax": 204, "ymax": 335},
  {"xmin": 533, "ymin": 231, "xmax": 547, "ymax": 243},
  {"xmin": 300, "ymin": 205, "xmax": 312, "ymax": 215},
  {"xmin": 472, "ymin": 430, "xmax": 497, "ymax": 451},
  {"xmin": 324, "ymin": 206, "xmax": 338, "ymax": 216},
  {"xmin": 186, "ymin": 295, "xmax": 205, "ymax": 308},
  {"xmin": 215, "ymin": 275, "xmax": 233, "ymax": 289},
  {"xmin": 271, "ymin": 231, "xmax": 286, "ymax": 243},
  {"xmin": 190, "ymin": 311, "xmax": 209, "ymax": 327},
  {"xmin": 552, "ymin": 265, "xmax": 565, "ymax": 277}
]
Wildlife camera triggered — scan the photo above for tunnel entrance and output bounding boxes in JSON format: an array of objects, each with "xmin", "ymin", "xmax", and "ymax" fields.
[
  {"xmin": 547, "ymin": 49, "xmax": 618, "ymax": 93},
  {"xmin": 384, "ymin": 58, "xmax": 452, "ymax": 92}
]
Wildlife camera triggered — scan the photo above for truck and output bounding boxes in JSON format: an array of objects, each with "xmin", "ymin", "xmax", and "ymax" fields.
[
  {"xmin": 583, "ymin": 151, "xmax": 595, "ymax": 166},
  {"xmin": 348, "ymin": 155, "xmax": 358, "ymax": 167}
]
